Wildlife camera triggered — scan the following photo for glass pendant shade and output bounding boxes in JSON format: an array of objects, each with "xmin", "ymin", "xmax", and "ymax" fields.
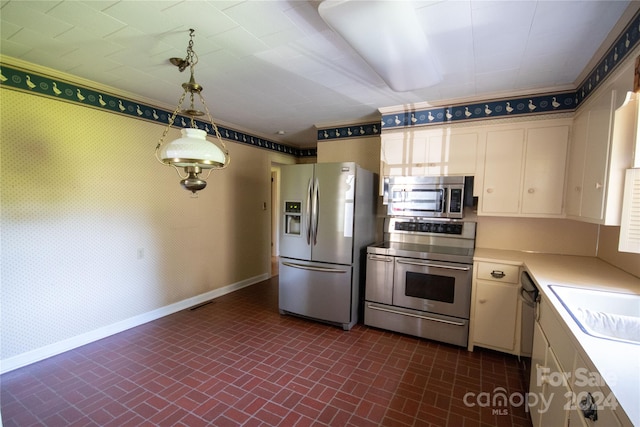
[{"xmin": 159, "ymin": 128, "xmax": 227, "ymax": 169}]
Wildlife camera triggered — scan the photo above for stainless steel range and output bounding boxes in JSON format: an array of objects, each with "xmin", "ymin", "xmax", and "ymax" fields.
[{"xmin": 364, "ymin": 217, "xmax": 476, "ymax": 347}]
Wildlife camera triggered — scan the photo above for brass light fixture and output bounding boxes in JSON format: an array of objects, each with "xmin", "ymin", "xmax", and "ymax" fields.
[{"xmin": 155, "ymin": 29, "xmax": 230, "ymax": 194}]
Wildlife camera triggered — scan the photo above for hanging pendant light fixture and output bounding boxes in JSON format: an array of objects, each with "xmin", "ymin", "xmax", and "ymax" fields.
[{"xmin": 155, "ymin": 28, "xmax": 229, "ymax": 195}]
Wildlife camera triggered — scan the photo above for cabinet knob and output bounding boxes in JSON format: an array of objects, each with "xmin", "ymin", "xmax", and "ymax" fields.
[
  {"xmin": 527, "ymin": 188, "xmax": 535, "ymax": 194},
  {"xmin": 595, "ymin": 182, "xmax": 603, "ymax": 190},
  {"xmin": 486, "ymin": 188, "xmax": 494, "ymax": 194},
  {"xmin": 575, "ymin": 186, "xmax": 582, "ymax": 192},
  {"xmin": 478, "ymin": 298, "xmax": 487, "ymax": 304}
]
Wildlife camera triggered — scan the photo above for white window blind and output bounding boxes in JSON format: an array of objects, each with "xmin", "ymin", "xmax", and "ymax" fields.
[{"xmin": 619, "ymin": 168, "xmax": 640, "ymax": 253}]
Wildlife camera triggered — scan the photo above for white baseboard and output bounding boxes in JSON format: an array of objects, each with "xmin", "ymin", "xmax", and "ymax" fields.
[{"xmin": 0, "ymin": 274, "xmax": 270, "ymax": 374}]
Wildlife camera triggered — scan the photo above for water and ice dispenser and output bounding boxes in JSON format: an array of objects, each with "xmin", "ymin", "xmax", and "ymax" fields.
[{"xmin": 284, "ymin": 201, "xmax": 302, "ymax": 236}]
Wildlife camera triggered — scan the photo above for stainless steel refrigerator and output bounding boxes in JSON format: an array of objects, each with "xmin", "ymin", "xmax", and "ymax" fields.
[{"xmin": 279, "ymin": 162, "xmax": 377, "ymax": 330}]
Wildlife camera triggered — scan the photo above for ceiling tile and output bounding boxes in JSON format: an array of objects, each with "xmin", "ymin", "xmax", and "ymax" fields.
[
  {"xmin": 46, "ymin": 1, "xmax": 127, "ymax": 38},
  {"xmin": 1, "ymin": 2, "xmax": 73, "ymax": 38},
  {"xmin": 97, "ymin": 1, "xmax": 183, "ymax": 35}
]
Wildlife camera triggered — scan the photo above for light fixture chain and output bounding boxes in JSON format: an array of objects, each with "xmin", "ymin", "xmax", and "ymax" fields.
[
  {"xmin": 155, "ymin": 90, "xmax": 187, "ymax": 165},
  {"xmin": 156, "ymin": 90, "xmax": 191, "ymax": 180},
  {"xmin": 199, "ymin": 91, "xmax": 230, "ymax": 169},
  {"xmin": 187, "ymin": 29, "xmax": 198, "ymax": 69}
]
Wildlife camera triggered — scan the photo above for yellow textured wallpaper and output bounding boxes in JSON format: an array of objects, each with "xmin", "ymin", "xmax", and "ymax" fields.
[{"xmin": 1, "ymin": 88, "xmax": 291, "ymax": 365}]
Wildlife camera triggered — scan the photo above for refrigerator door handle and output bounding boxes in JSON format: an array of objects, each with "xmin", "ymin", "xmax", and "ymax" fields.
[
  {"xmin": 306, "ymin": 178, "xmax": 313, "ymax": 244},
  {"xmin": 282, "ymin": 261, "xmax": 348, "ymax": 273},
  {"xmin": 312, "ymin": 177, "xmax": 319, "ymax": 245}
]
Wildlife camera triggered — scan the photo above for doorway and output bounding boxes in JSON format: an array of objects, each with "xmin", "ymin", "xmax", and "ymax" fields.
[{"xmin": 270, "ymin": 167, "xmax": 280, "ymax": 276}]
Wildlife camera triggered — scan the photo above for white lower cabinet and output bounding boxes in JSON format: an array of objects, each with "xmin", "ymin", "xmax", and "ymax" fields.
[
  {"xmin": 529, "ymin": 298, "xmax": 628, "ymax": 426},
  {"xmin": 469, "ymin": 262, "xmax": 521, "ymax": 354},
  {"xmin": 473, "ymin": 281, "xmax": 518, "ymax": 350},
  {"xmin": 529, "ymin": 322, "xmax": 548, "ymax": 427},
  {"xmin": 530, "ymin": 321, "xmax": 571, "ymax": 427},
  {"xmin": 570, "ymin": 352, "xmax": 622, "ymax": 427}
]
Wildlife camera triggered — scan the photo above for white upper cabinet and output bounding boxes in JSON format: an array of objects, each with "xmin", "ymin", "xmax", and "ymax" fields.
[
  {"xmin": 565, "ymin": 56, "xmax": 636, "ymax": 225},
  {"xmin": 582, "ymin": 89, "xmax": 617, "ymax": 221},
  {"xmin": 522, "ymin": 126, "xmax": 569, "ymax": 215},
  {"xmin": 565, "ymin": 112, "xmax": 589, "ymax": 217},
  {"xmin": 381, "ymin": 119, "xmax": 570, "ymax": 217},
  {"xmin": 381, "ymin": 128, "xmax": 478, "ymax": 178},
  {"xmin": 426, "ymin": 132, "xmax": 478, "ymax": 175},
  {"xmin": 481, "ymin": 128, "xmax": 525, "ymax": 214},
  {"xmin": 478, "ymin": 121, "xmax": 570, "ymax": 217}
]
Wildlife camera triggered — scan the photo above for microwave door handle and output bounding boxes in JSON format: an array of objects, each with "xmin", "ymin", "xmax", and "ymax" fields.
[{"xmin": 306, "ymin": 178, "xmax": 313, "ymax": 245}]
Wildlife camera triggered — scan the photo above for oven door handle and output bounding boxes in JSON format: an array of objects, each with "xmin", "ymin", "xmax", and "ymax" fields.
[
  {"xmin": 281, "ymin": 261, "xmax": 348, "ymax": 273},
  {"xmin": 396, "ymin": 259, "xmax": 470, "ymax": 271},
  {"xmin": 367, "ymin": 304, "xmax": 466, "ymax": 326}
]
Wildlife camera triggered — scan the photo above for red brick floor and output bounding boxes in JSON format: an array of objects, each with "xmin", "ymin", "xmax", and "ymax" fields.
[{"xmin": 1, "ymin": 277, "xmax": 533, "ymax": 426}]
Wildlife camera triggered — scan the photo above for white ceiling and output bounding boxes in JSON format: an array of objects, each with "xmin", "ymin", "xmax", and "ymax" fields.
[{"xmin": 0, "ymin": 0, "xmax": 636, "ymax": 148}]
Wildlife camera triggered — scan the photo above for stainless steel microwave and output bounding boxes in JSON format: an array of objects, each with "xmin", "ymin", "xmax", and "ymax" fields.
[{"xmin": 383, "ymin": 176, "xmax": 466, "ymax": 218}]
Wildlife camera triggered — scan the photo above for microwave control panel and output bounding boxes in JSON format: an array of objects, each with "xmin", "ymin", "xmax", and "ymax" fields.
[{"xmin": 449, "ymin": 188, "xmax": 463, "ymax": 214}]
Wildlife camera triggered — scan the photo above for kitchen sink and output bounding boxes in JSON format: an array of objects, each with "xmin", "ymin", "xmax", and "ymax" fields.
[{"xmin": 548, "ymin": 285, "xmax": 640, "ymax": 345}]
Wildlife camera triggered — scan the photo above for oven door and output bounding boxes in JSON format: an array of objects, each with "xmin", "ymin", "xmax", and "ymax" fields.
[{"xmin": 393, "ymin": 257, "xmax": 472, "ymax": 319}]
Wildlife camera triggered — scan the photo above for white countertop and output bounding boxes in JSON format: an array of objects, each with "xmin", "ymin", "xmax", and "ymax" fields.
[{"xmin": 474, "ymin": 248, "xmax": 640, "ymax": 426}]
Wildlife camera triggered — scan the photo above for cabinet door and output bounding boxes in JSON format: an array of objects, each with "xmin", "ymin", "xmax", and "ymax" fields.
[
  {"xmin": 522, "ymin": 126, "xmax": 569, "ymax": 215},
  {"xmin": 407, "ymin": 136, "xmax": 428, "ymax": 175},
  {"xmin": 529, "ymin": 322, "xmax": 548, "ymax": 427},
  {"xmin": 581, "ymin": 90, "xmax": 616, "ymax": 221},
  {"xmin": 473, "ymin": 280, "xmax": 518, "ymax": 351},
  {"xmin": 482, "ymin": 129, "xmax": 525, "ymax": 214},
  {"xmin": 381, "ymin": 135, "xmax": 407, "ymax": 176},
  {"xmin": 566, "ymin": 112, "xmax": 588, "ymax": 217},
  {"xmin": 427, "ymin": 132, "xmax": 478, "ymax": 175},
  {"xmin": 540, "ymin": 348, "xmax": 571, "ymax": 427}
]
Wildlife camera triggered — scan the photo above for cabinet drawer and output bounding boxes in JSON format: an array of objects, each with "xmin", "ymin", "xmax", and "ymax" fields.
[{"xmin": 476, "ymin": 262, "xmax": 520, "ymax": 283}]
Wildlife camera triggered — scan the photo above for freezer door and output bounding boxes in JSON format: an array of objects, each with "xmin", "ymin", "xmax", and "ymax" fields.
[
  {"xmin": 279, "ymin": 164, "xmax": 314, "ymax": 260},
  {"xmin": 312, "ymin": 163, "xmax": 356, "ymax": 264},
  {"xmin": 279, "ymin": 258, "xmax": 353, "ymax": 327}
]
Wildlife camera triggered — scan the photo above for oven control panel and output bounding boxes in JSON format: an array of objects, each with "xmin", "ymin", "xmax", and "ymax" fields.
[{"xmin": 394, "ymin": 221, "xmax": 463, "ymax": 235}]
